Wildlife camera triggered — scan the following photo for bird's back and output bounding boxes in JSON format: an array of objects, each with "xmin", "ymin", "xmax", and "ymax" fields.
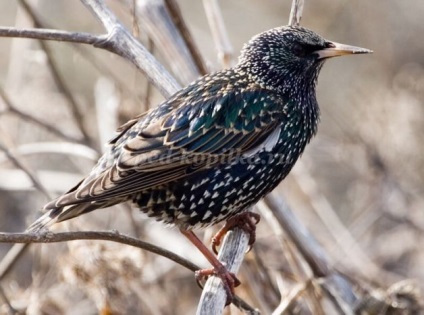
[{"xmin": 29, "ymin": 46, "xmax": 319, "ymax": 231}]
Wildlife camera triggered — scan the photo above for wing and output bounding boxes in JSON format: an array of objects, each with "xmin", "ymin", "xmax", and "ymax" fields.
[{"xmin": 47, "ymin": 75, "xmax": 286, "ymax": 209}]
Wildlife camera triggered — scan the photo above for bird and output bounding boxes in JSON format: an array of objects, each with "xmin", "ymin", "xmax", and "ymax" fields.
[{"xmin": 27, "ymin": 26, "xmax": 371, "ymax": 304}]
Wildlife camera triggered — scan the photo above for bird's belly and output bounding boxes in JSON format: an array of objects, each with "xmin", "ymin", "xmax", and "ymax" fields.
[{"xmin": 132, "ymin": 151, "xmax": 294, "ymax": 229}]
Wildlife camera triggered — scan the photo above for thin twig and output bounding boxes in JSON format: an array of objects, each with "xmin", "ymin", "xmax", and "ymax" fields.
[
  {"xmin": 0, "ymin": 285, "xmax": 16, "ymax": 315},
  {"xmin": 19, "ymin": 0, "xmax": 93, "ymax": 145},
  {"xmin": 0, "ymin": 86, "xmax": 84, "ymax": 144},
  {"xmin": 260, "ymin": 195, "xmax": 361, "ymax": 312},
  {"xmin": 164, "ymin": 0, "xmax": 208, "ymax": 75},
  {"xmin": 0, "ymin": 230, "xmax": 198, "ymax": 272},
  {"xmin": 202, "ymin": 0, "xmax": 234, "ymax": 68},
  {"xmin": 0, "ymin": 244, "xmax": 29, "ymax": 283},
  {"xmin": 0, "ymin": 1, "xmax": 181, "ymax": 98},
  {"xmin": 290, "ymin": 161, "xmax": 399, "ymax": 283},
  {"xmin": 0, "ymin": 142, "xmax": 99, "ymax": 163},
  {"xmin": 288, "ymin": 0, "xmax": 305, "ymax": 26},
  {"xmin": 81, "ymin": 0, "xmax": 181, "ymax": 98},
  {"xmin": 0, "ymin": 26, "xmax": 99, "ymax": 44},
  {"xmin": 272, "ymin": 281, "xmax": 308, "ymax": 315},
  {"xmin": 0, "ymin": 230, "xmax": 257, "ymax": 313},
  {"xmin": 136, "ymin": 0, "xmax": 201, "ymax": 84},
  {"xmin": 0, "ymin": 143, "xmax": 51, "ymax": 200},
  {"xmin": 259, "ymin": 196, "xmax": 330, "ymax": 277},
  {"xmin": 143, "ymin": 37, "xmax": 154, "ymax": 111}
]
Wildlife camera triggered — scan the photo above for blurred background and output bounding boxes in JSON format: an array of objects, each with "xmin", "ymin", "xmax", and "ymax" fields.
[{"xmin": 0, "ymin": 0, "xmax": 423, "ymax": 314}]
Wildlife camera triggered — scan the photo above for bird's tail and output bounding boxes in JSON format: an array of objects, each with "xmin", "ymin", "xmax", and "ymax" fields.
[
  {"xmin": 26, "ymin": 203, "xmax": 98, "ymax": 233},
  {"xmin": 26, "ymin": 208, "xmax": 62, "ymax": 233}
]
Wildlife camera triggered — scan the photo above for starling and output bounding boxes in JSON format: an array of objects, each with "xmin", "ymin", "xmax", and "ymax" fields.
[{"xmin": 28, "ymin": 26, "xmax": 371, "ymax": 302}]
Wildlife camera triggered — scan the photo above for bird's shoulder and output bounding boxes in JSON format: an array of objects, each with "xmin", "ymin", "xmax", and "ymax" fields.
[
  {"xmin": 114, "ymin": 68, "xmax": 286, "ymax": 147},
  {"xmin": 48, "ymin": 70, "xmax": 290, "ymax": 207}
]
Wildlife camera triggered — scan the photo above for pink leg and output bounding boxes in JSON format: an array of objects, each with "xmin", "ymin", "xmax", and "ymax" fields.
[
  {"xmin": 180, "ymin": 229, "xmax": 241, "ymax": 305},
  {"xmin": 212, "ymin": 211, "xmax": 261, "ymax": 255}
]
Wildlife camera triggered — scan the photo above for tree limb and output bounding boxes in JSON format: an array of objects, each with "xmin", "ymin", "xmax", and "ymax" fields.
[
  {"xmin": 0, "ymin": 230, "xmax": 198, "ymax": 271},
  {"xmin": 0, "ymin": 26, "xmax": 99, "ymax": 44},
  {"xmin": 0, "ymin": 230, "xmax": 258, "ymax": 313},
  {"xmin": 196, "ymin": 226, "xmax": 259, "ymax": 315},
  {"xmin": 81, "ymin": 0, "xmax": 181, "ymax": 98}
]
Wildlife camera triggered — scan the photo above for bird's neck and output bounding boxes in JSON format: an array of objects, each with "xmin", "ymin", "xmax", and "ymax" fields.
[{"xmin": 236, "ymin": 63, "xmax": 321, "ymax": 132}]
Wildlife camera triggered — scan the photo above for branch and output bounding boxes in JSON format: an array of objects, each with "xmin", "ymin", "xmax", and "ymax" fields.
[
  {"xmin": 0, "ymin": 230, "xmax": 257, "ymax": 313},
  {"xmin": 164, "ymin": 0, "xmax": 208, "ymax": 75},
  {"xmin": 0, "ymin": 143, "xmax": 51, "ymax": 200},
  {"xmin": 81, "ymin": 0, "xmax": 181, "ymax": 98},
  {"xmin": 0, "ymin": 230, "xmax": 198, "ymax": 272},
  {"xmin": 288, "ymin": 0, "xmax": 305, "ymax": 26},
  {"xmin": 0, "ymin": 86, "xmax": 84, "ymax": 144},
  {"xmin": 0, "ymin": 1, "xmax": 181, "ymax": 98},
  {"xmin": 197, "ymin": 226, "xmax": 258, "ymax": 315},
  {"xmin": 136, "ymin": 0, "xmax": 201, "ymax": 84},
  {"xmin": 202, "ymin": 0, "xmax": 234, "ymax": 68},
  {"xmin": 19, "ymin": 0, "xmax": 96, "ymax": 145},
  {"xmin": 0, "ymin": 26, "xmax": 99, "ymax": 44},
  {"xmin": 259, "ymin": 195, "xmax": 360, "ymax": 312}
]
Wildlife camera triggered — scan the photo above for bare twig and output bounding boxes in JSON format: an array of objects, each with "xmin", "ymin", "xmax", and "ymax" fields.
[
  {"xmin": 0, "ymin": 143, "xmax": 51, "ymax": 200},
  {"xmin": 143, "ymin": 37, "xmax": 155, "ymax": 111},
  {"xmin": 0, "ymin": 1, "xmax": 181, "ymax": 98},
  {"xmin": 0, "ymin": 26, "xmax": 99, "ymax": 44},
  {"xmin": 0, "ymin": 244, "xmax": 29, "ymax": 282},
  {"xmin": 0, "ymin": 230, "xmax": 257, "ymax": 313},
  {"xmin": 136, "ymin": 0, "xmax": 201, "ymax": 84},
  {"xmin": 19, "ymin": 0, "xmax": 93, "ymax": 144},
  {"xmin": 272, "ymin": 281, "xmax": 309, "ymax": 315},
  {"xmin": 94, "ymin": 77, "xmax": 120, "ymax": 145},
  {"xmin": 0, "ymin": 230, "xmax": 198, "ymax": 272},
  {"xmin": 81, "ymin": 0, "xmax": 181, "ymax": 98},
  {"xmin": 0, "ymin": 142, "xmax": 99, "ymax": 163},
  {"xmin": 164, "ymin": 0, "xmax": 208, "ymax": 75},
  {"xmin": 288, "ymin": 0, "xmax": 305, "ymax": 26},
  {"xmin": 0, "ymin": 285, "xmax": 16, "ymax": 315},
  {"xmin": 260, "ymin": 195, "xmax": 361, "ymax": 312},
  {"xmin": 259, "ymin": 196, "xmax": 330, "ymax": 277},
  {"xmin": 0, "ymin": 86, "xmax": 84, "ymax": 144},
  {"xmin": 290, "ymin": 161, "xmax": 399, "ymax": 283},
  {"xmin": 202, "ymin": 0, "xmax": 234, "ymax": 68}
]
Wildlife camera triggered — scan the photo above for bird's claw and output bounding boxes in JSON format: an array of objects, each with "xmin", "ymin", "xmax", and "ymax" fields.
[
  {"xmin": 195, "ymin": 265, "xmax": 241, "ymax": 305},
  {"xmin": 211, "ymin": 211, "xmax": 261, "ymax": 255}
]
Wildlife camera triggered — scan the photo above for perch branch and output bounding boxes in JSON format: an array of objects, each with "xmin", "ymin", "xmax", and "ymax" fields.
[
  {"xmin": 0, "ymin": 230, "xmax": 257, "ymax": 313},
  {"xmin": 196, "ymin": 226, "xmax": 258, "ymax": 315},
  {"xmin": 0, "ymin": 230, "xmax": 198, "ymax": 271}
]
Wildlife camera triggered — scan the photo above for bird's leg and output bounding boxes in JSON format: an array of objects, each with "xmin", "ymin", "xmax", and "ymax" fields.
[
  {"xmin": 211, "ymin": 211, "xmax": 261, "ymax": 255},
  {"xmin": 180, "ymin": 229, "xmax": 241, "ymax": 305}
]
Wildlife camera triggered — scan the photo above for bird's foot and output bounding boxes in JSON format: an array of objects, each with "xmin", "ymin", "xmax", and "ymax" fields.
[
  {"xmin": 195, "ymin": 264, "xmax": 241, "ymax": 305},
  {"xmin": 212, "ymin": 211, "xmax": 261, "ymax": 255}
]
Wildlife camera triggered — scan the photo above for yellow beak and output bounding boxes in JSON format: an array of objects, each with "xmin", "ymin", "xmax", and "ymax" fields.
[{"xmin": 316, "ymin": 42, "xmax": 373, "ymax": 59}]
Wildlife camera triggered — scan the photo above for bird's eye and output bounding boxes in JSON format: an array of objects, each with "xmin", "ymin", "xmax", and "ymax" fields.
[{"xmin": 292, "ymin": 43, "xmax": 306, "ymax": 57}]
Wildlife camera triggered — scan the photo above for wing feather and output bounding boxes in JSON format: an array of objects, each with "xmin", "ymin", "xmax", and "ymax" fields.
[{"xmin": 47, "ymin": 77, "xmax": 286, "ymax": 210}]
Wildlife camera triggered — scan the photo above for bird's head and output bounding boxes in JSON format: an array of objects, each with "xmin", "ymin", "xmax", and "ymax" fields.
[{"xmin": 237, "ymin": 26, "xmax": 372, "ymax": 95}]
